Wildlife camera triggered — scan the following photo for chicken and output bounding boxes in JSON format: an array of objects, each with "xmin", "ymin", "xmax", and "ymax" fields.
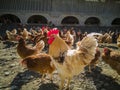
[
  {"xmin": 47, "ymin": 29, "xmax": 98, "ymax": 89},
  {"xmin": 117, "ymin": 34, "xmax": 120, "ymax": 47},
  {"xmin": 33, "ymin": 31, "xmax": 48, "ymax": 44},
  {"xmin": 75, "ymin": 37, "xmax": 101, "ymax": 72},
  {"xmin": 6, "ymin": 30, "xmax": 18, "ymax": 41},
  {"xmin": 17, "ymin": 37, "xmax": 45, "ymax": 59},
  {"xmin": 33, "ymin": 28, "xmax": 49, "ymax": 49},
  {"xmin": 97, "ymin": 34, "xmax": 104, "ymax": 43},
  {"xmin": 64, "ymin": 31, "xmax": 74, "ymax": 48},
  {"xmin": 21, "ymin": 53, "xmax": 55, "ymax": 81},
  {"xmin": 88, "ymin": 48, "xmax": 101, "ymax": 72},
  {"xmin": 105, "ymin": 34, "xmax": 112, "ymax": 43},
  {"xmin": 102, "ymin": 48, "xmax": 120, "ymax": 75},
  {"xmin": 21, "ymin": 28, "xmax": 31, "ymax": 40},
  {"xmin": 97, "ymin": 33, "xmax": 112, "ymax": 43},
  {"xmin": 30, "ymin": 29, "xmax": 38, "ymax": 36}
]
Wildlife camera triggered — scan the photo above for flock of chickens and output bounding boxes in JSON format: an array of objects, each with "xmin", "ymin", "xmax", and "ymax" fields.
[{"xmin": 1, "ymin": 27, "xmax": 120, "ymax": 90}]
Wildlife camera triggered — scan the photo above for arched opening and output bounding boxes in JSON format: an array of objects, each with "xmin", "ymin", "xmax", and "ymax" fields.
[
  {"xmin": 85, "ymin": 17, "xmax": 100, "ymax": 25},
  {"xmin": 0, "ymin": 14, "xmax": 21, "ymax": 24},
  {"xmin": 27, "ymin": 15, "xmax": 48, "ymax": 24},
  {"xmin": 111, "ymin": 18, "xmax": 120, "ymax": 25},
  {"xmin": 61, "ymin": 16, "xmax": 79, "ymax": 24}
]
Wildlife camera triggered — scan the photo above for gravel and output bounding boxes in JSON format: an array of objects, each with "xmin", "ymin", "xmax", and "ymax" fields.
[{"xmin": 0, "ymin": 41, "xmax": 120, "ymax": 90}]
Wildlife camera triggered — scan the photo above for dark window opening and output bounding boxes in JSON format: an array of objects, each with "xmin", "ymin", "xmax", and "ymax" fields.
[
  {"xmin": 111, "ymin": 18, "xmax": 120, "ymax": 25},
  {"xmin": 61, "ymin": 16, "xmax": 79, "ymax": 24},
  {"xmin": 85, "ymin": 17, "xmax": 100, "ymax": 25},
  {"xmin": 27, "ymin": 15, "xmax": 47, "ymax": 24},
  {"xmin": 0, "ymin": 14, "xmax": 21, "ymax": 24}
]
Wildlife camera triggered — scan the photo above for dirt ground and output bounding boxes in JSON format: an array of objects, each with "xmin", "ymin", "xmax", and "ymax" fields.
[{"xmin": 0, "ymin": 41, "xmax": 120, "ymax": 90}]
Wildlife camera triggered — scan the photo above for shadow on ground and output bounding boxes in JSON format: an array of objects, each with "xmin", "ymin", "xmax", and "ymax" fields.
[
  {"xmin": 85, "ymin": 66, "xmax": 120, "ymax": 90},
  {"xmin": 38, "ymin": 83, "xmax": 59, "ymax": 90},
  {"xmin": 3, "ymin": 41, "xmax": 17, "ymax": 48},
  {"xmin": 10, "ymin": 70, "xmax": 41, "ymax": 90}
]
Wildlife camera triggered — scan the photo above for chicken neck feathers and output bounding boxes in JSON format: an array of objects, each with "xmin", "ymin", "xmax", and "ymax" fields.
[{"xmin": 49, "ymin": 35, "xmax": 70, "ymax": 58}]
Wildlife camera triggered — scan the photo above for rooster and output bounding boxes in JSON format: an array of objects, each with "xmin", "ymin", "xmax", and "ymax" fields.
[
  {"xmin": 47, "ymin": 29, "xmax": 98, "ymax": 89},
  {"xmin": 21, "ymin": 53, "xmax": 55, "ymax": 82},
  {"xmin": 102, "ymin": 48, "xmax": 120, "ymax": 75},
  {"xmin": 17, "ymin": 37, "xmax": 45, "ymax": 59}
]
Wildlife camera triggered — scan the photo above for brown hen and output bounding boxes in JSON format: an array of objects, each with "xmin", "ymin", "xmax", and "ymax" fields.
[
  {"xmin": 17, "ymin": 37, "xmax": 44, "ymax": 59},
  {"xmin": 21, "ymin": 53, "xmax": 55, "ymax": 81},
  {"xmin": 102, "ymin": 48, "xmax": 120, "ymax": 75}
]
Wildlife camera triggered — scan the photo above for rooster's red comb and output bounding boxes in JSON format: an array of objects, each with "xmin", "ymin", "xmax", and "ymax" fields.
[{"xmin": 47, "ymin": 28, "xmax": 59, "ymax": 37}]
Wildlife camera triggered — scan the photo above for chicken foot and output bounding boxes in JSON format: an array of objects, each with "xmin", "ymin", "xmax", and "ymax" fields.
[
  {"xmin": 59, "ymin": 76, "xmax": 71, "ymax": 90},
  {"xmin": 65, "ymin": 77, "xmax": 71, "ymax": 90}
]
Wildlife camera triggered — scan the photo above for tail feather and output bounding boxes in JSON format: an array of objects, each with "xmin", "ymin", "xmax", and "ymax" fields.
[
  {"xmin": 77, "ymin": 36, "xmax": 98, "ymax": 64},
  {"xmin": 87, "ymin": 32, "xmax": 102, "ymax": 37},
  {"xmin": 80, "ymin": 36, "xmax": 98, "ymax": 54}
]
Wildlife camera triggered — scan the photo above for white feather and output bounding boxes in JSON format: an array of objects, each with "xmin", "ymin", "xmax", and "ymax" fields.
[
  {"xmin": 87, "ymin": 32, "xmax": 102, "ymax": 37},
  {"xmin": 67, "ymin": 50, "xmax": 76, "ymax": 56}
]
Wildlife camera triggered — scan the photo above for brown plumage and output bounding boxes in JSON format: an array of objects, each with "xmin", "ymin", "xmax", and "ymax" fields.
[
  {"xmin": 21, "ymin": 53, "xmax": 55, "ymax": 81},
  {"xmin": 21, "ymin": 28, "xmax": 31, "ymax": 40},
  {"xmin": 17, "ymin": 37, "xmax": 45, "ymax": 59},
  {"xmin": 33, "ymin": 31, "xmax": 48, "ymax": 48},
  {"xmin": 97, "ymin": 33, "xmax": 112, "ymax": 43},
  {"xmin": 102, "ymin": 48, "xmax": 120, "ymax": 75}
]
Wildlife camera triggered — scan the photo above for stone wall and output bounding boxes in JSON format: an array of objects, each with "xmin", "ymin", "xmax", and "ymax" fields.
[{"xmin": 0, "ymin": 0, "xmax": 120, "ymax": 26}]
